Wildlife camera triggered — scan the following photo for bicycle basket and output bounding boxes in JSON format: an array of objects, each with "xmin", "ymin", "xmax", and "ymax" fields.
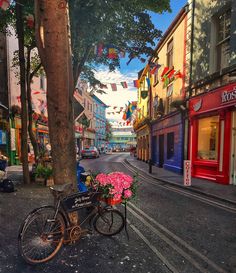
[{"xmin": 61, "ymin": 190, "xmax": 101, "ymax": 212}]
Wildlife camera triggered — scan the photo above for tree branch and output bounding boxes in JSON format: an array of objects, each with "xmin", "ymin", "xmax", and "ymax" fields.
[
  {"xmin": 74, "ymin": 45, "xmax": 93, "ymax": 83},
  {"xmin": 34, "ymin": 0, "xmax": 47, "ymax": 71}
]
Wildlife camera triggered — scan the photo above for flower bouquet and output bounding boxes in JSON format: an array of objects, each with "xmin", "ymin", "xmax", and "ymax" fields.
[{"xmin": 95, "ymin": 172, "xmax": 137, "ymax": 205}]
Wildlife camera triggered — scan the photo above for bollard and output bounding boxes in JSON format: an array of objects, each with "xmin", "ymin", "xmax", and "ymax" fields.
[{"xmin": 148, "ymin": 159, "xmax": 152, "ymax": 174}]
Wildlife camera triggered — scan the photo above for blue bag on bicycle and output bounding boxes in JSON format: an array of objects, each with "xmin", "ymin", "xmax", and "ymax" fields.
[{"xmin": 76, "ymin": 162, "xmax": 88, "ymax": 192}]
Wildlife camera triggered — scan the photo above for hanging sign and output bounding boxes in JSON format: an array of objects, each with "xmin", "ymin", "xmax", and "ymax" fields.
[
  {"xmin": 141, "ymin": 90, "xmax": 148, "ymax": 99},
  {"xmin": 184, "ymin": 160, "xmax": 191, "ymax": 186}
]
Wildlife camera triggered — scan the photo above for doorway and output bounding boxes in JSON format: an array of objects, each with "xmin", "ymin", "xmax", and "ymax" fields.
[{"xmin": 159, "ymin": 134, "xmax": 164, "ymax": 167}]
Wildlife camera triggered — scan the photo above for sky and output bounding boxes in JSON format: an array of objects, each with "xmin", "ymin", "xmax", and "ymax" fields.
[{"xmin": 95, "ymin": 0, "xmax": 187, "ymax": 124}]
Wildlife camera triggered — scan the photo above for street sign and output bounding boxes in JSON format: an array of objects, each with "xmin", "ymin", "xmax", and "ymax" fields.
[{"xmin": 184, "ymin": 160, "xmax": 191, "ymax": 186}]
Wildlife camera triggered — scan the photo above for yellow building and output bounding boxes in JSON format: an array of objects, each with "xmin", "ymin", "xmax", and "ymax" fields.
[
  {"xmin": 148, "ymin": 5, "xmax": 189, "ymax": 173},
  {"xmin": 133, "ymin": 67, "xmax": 150, "ymax": 162}
]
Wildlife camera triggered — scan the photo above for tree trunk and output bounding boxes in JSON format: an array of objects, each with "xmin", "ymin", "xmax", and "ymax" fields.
[
  {"xmin": 35, "ymin": 0, "xmax": 77, "ymax": 187},
  {"xmin": 15, "ymin": 1, "xmax": 30, "ymax": 184},
  {"xmin": 26, "ymin": 47, "xmax": 39, "ymax": 163}
]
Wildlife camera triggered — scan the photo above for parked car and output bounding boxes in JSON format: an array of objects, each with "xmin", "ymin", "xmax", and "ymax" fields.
[{"xmin": 81, "ymin": 146, "xmax": 99, "ymax": 158}]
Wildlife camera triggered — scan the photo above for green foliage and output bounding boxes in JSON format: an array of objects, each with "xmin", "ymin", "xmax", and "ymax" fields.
[
  {"xmin": 35, "ymin": 164, "xmax": 53, "ymax": 179},
  {"xmin": 105, "ymin": 120, "xmax": 112, "ymax": 141},
  {"xmin": 69, "ymin": 0, "xmax": 171, "ymax": 84}
]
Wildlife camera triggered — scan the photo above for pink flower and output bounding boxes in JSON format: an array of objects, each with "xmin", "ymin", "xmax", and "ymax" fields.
[
  {"xmin": 124, "ymin": 189, "xmax": 132, "ymax": 199},
  {"xmin": 113, "ymin": 193, "xmax": 122, "ymax": 200},
  {"xmin": 96, "ymin": 173, "xmax": 108, "ymax": 186}
]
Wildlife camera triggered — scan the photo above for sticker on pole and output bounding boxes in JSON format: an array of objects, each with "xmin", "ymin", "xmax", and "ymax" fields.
[{"xmin": 184, "ymin": 160, "xmax": 191, "ymax": 186}]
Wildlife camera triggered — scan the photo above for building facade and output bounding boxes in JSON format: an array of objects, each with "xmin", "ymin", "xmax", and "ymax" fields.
[
  {"xmin": 133, "ymin": 69, "xmax": 150, "ymax": 162},
  {"xmin": 92, "ymin": 95, "xmax": 108, "ymax": 149},
  {"xmin": 0, "ymin": 32, "xmax": 9, "ymax": 160},
  {"xmin": 149, "ymin": 5, "xmax": 189, "ymax": 174},
  {"xmin": 74, "ymin": 80, "xmax": 95, "ymax": 151},
  {"xmin": 108, "ymin": 126, "xmax": 136, "ymax": 151},
  {"xmin": 188, "ymin": 0, "xmax": 236, "ymax": 184}
]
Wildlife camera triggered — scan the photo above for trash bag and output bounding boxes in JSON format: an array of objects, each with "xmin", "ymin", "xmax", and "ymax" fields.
[{"xmin": 1, "ymin": 179, "xmax": 14, "ymax": 193}]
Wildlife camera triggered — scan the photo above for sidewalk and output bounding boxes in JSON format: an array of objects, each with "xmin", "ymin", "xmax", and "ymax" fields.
[{"xmin": 125, "ymin": 157, "xmax": 236, "ymax": 205}]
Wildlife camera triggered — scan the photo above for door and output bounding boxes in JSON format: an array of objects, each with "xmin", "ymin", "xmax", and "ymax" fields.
[
  {"xmin": 152, "ymin": 136, "xmax": 157, "ymax": 164},
  {"xmin": 159, "ymin": 134, "xmax": 164, "ymax": 167}
]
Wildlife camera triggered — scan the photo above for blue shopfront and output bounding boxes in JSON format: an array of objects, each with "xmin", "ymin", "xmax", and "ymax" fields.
[{"xmin": 151, "ymin": 112, "xmax": 184, "ymax": 174}]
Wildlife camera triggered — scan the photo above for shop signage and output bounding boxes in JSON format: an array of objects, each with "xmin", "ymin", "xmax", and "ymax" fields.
[
  {"xmin": 184, "ymin": 160, "xmax": 191, "ymax": 186},
  {"xmin": 221, "ymin": 88, "xmax": 236, "ymax": 103},
  {"xmin": 193, "ymin": 99, "xmax": 202, "ymax": 112},
  {"xmin": 189, "ymin": 83, "xmax": 236, "ymax": 117}
]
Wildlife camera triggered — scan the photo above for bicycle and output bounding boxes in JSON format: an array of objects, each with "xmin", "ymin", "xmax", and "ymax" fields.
[{"xmin": 18, "ymin": 175, "xmax": 125, "ymax": 265}]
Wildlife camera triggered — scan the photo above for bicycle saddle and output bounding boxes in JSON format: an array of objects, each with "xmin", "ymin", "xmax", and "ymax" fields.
[{"xmin": 50, "ymin": 183, "xmax": 72, "ymax": 193}]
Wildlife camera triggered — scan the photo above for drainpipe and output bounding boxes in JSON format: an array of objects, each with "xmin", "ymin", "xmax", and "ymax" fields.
[
  {"xmin": 188, "ymin": 0, "xmax": 196, "ymax": 98},
  {"xmin": 148, "ymin": 74, "xmax": 153, "ymax": 173}
]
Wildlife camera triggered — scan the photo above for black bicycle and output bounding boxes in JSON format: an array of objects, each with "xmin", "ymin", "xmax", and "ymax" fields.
[{"xmin": 18, "ymin": 180, "xmax": 125, "ymax": 264}]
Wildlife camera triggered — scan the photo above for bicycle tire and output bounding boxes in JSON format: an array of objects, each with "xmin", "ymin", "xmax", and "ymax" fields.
[
  {"xmin": 93, "ymin": 208, "xmax": 125, "ymax": 236},
  {"xmin": 18, "ymin": 206, "xmax": 65, "ymax": 264}
]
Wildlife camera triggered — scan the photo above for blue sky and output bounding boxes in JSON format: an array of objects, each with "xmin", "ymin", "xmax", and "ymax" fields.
[
  {"xmin": 95, "ymin": 0, "xmax": 187, "ymax": 123},
  {"xmin": 120, "ymin": 0, "xmax": 187, "ymax": 75}
]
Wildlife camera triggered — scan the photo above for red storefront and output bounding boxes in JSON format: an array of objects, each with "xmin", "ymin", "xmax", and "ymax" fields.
[{"xmin": 189, "ymin": 82, "xmax": 236, "ymax": 184}]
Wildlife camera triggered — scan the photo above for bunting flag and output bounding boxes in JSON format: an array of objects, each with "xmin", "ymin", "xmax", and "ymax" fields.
[
  {"xmin": 175, "ymin": 71, "xmax": 183, "ymax": 78},
  {"xmin": 163, "ymin": 75, "xmax": 169, "ymax": 88},
  {"xmin": 126, "ymin": 52, "xmax": 136, "ymax": 65},
  {"xmin": 25, "ymin": 14, "xmax": 34, "ymax": 28},
  {"xmin": 146, "ymin": 78, "xmax": 151, "ymax": 88},
  {"xmin": 133, "ymin": 80, "xmax": 140, "ymax": 88},
  {"xmin": 122, "ymin": 112, "xmax": 127, "ymax": 120},
  {"xmin": 150, "ymin": 64, "xmax": 162, "ymax": 75},
  {"xmin": 167, "ymin": 69, "xmax": 176, "ymax": 79},
  {"xmin": 119, "ymin": 50, "xmax": 126, "ymax": 58},
  {"xmin": 120, "ymin": 81, "xmax": 128, "ymax": 88},
  {"xmin": 94, "ymin": 43, "xmax": 104, "ymax": 57},
  {"xmin": 99, "ymin": 83, "xmax": 108, "ymax": 89},
  {"xmin": 0, "ymin": 0, "xmax": 10, "ymax": 11},
  {"xmin": 110, "ymin": 83, "xmax": 117, "ymax": 91},
  {"xmin": 108, "ymin": 47, "xmax": 118, "ymax": 59},
  {"xmin": 161, "ymin": 67, "xmax": 169, "ymax": 77}
]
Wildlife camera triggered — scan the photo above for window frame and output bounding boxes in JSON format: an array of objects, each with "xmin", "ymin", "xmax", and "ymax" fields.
[{"xmin": 167, "ymin": 38, "xmax": 174, "ymax": 68}]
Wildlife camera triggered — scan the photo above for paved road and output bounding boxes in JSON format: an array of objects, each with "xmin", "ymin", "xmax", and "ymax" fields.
[{"xmin": 0, "ymin": 153, "xmax": 236, "ymax": 273}]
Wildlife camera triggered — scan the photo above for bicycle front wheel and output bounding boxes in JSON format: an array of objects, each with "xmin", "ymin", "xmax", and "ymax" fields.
[
  {"xmin": 18, "ymin": 206, "xmax": 65, "ymax": 264},
  {"xmin": 94, "ymin": 208, "xmax": 125, "ymax": 236}
]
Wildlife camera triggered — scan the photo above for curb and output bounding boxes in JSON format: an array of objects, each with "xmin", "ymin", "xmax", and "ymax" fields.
[{"xmin": 124, "ymin": 159, "xmax": 236, "ymax": 206}]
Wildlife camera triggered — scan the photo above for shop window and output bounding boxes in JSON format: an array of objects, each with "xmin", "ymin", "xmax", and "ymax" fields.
[
  {"xmin": 167, "ymin": 132, "xmax": 174, "ymax": 159},
  {"xmin": 197, "ymin": 116, "xmax": 219, "ymax": 160},
  {"xmin": 167, "ymin": 39, "xmax": 173, "ymax": 68}
]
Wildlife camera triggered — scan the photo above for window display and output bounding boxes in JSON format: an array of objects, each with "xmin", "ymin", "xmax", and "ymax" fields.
[{"xmin": 197, "ymin": 116, "xmax": 219, "ymax": 160}]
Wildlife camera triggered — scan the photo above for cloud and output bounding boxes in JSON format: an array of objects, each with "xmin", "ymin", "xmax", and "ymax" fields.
[{"xmin": 93, "ymin": 68, "xmax": 138, "ymax": 121}]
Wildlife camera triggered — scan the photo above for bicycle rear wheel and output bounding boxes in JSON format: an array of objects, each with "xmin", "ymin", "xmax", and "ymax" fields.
[
  {"xmin": 18, "ymin": 206, "xmax": 65, "ymax": 264},
  {"xmin": 93, "ymin": 208, "xmax": 125, "ymax": 236}
]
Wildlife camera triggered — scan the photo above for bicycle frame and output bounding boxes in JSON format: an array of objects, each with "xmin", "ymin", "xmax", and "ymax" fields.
[{"xmin": 49, "ymin": 190, "xmax": 104, "ymax": 243}]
